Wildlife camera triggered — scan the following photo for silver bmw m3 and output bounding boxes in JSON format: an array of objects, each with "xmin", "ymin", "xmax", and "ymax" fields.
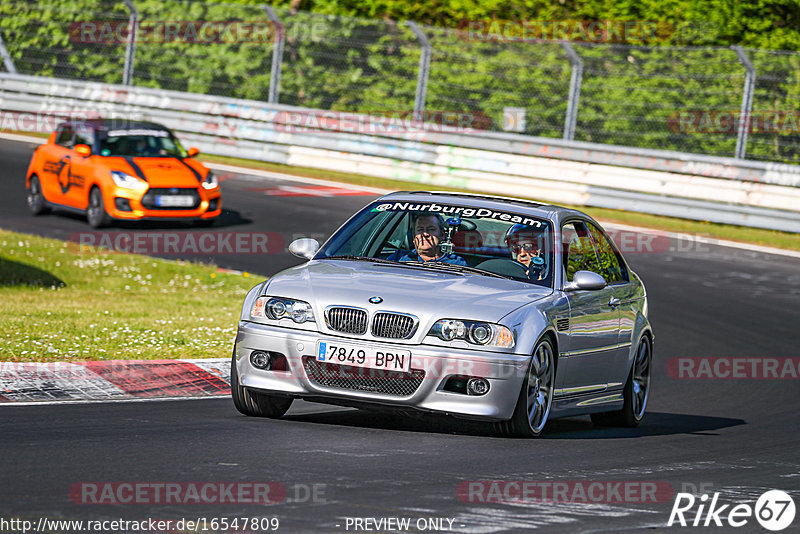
[{"xmin": 231, "ymin": 191, "xmax": 654, "ymax": 437}]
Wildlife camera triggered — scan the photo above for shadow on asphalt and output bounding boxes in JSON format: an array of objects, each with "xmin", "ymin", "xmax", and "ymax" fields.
[
  {"xmin": 49, "ymin": 207, "xmax": 251, "ymax": 230},
  {"xmin": 281, "ymin": 408, "xmax": 745, "ymax": 439},
  {"xmin": 0, "ymin": 257, "xmax": 65, "ymax": 287}
]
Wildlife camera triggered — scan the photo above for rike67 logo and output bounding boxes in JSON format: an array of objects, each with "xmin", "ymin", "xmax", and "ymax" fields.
[{"xmin": 668, "ymin": 490, "xmax": 796, "ymax": 531}]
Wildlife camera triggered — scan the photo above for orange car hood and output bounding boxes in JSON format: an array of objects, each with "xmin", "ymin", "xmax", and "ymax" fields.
[{"xmin": 105, "ymin": 157, "xmax": 204, "ymax": 188}]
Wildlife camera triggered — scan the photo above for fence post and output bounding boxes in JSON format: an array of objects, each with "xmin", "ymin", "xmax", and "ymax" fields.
[
  {"xmin": 405, "ymin": 21, "xmax": 431, "ymax": 121},
  {"xmin": 122, "ymin": 0, "xmax": 138, "ymax": 85},
  {"xmin": 263, "ymin": 6, "xmax": 284, "ymax": 104},
  {"xmin": 561, "ymin": 42, "xmax": 583, "ymax": 141},
  {"xmin": 732, "ymin": 45, "xmax": 756, "ymax": 160},
  {"xmin": 0, "ymin": 32, "xmax": 17, "ymax": 74}
]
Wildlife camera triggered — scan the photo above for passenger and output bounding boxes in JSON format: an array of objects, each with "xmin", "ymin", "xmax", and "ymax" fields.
[
  {"xmin": 504, "ymin": 224, "xmax": 547, "ymax": 280},
  {"xmin": 387, "ymin": 214, "xmax": 467, "ymax": 265}
]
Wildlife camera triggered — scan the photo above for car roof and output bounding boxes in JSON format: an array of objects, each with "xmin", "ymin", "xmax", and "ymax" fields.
[
  {"xmin": 58, "ymin": 118, "xmax": 171, "ymax": 133},
  {"xmin": 377, "ymin": 191, "xmax": 594, "ymax": 226}
]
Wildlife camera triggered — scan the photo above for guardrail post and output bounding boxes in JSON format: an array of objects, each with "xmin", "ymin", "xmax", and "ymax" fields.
[
  {"xmin": 263, "ymin": 6, "xmax": 285, "ymax": 104},
  {"xmin": 122, "ymin": 0, "xmax": 138, "ymax": 85},
  {"xmin": 732, "ymin": 45, "xmax": 756, "ymax": 160},
  {"xmin": 405, "ymin": 21, "xmax": 431, "ymax": 122},
  {"xmin": 561, "ymin": 42, "xmax": 583, "ymax": 141},
  {"xmin": 0, "ymin": 31, "xmax": 18, "ymax": 74}
]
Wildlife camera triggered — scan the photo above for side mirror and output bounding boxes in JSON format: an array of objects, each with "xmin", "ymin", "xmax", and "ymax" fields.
[
  {"xmin": 563, "ymin": 270, "xmax": 606, "ymax": 292},
  {"xmin": 187, "ymin": 147, "xmax": 200, "ymax": 157},
  {"xmin": 288, "ymin": 238, "xmax": 320, "ymax": 260},
  {"xmin": 74, "ymin": 144, "xmax": 91, "ymax": 157}
]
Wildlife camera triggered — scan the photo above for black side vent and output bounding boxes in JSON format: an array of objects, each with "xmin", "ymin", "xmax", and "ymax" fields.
[{"xmin": 556, "ymin": 317, "xmax": 570, "ymax": 332}]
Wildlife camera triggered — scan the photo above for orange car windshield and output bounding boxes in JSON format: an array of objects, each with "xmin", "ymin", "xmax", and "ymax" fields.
[{"xmin": 98, "ymin": 133, "xmax": 186, "ymax": 158}]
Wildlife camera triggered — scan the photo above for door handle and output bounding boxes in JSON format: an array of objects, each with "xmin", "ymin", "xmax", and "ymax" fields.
[{"xmin": 608, "ymin": 296, "xmax": 620, "ymax": 308}]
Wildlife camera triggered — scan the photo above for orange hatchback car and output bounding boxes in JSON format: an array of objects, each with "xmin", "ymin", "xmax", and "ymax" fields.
[{"xmin": 26, "ymin": 119, "xmax": 221, "ymax": 227}]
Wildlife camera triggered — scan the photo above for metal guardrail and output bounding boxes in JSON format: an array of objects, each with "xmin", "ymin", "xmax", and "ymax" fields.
[{"xmin": 1, "ymin": 73, "xmax": 799, "ymax": 232}]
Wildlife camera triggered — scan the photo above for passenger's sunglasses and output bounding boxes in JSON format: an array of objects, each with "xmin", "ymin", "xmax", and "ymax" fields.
[{"xmin": 511, "ymin": 243, "xmax": 539, "ymax": 254}]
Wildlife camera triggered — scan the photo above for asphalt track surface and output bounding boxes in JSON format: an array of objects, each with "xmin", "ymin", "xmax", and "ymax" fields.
[{"xmin": 1, "ymin": 136, "xmax": 800, "ymax": 533}]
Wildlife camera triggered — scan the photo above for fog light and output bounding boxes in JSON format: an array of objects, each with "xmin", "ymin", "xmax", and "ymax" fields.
[
  {"xmin": 114, "ymin": 198, "xmax": 132, "ymax": 212},
  {"xmin": 250, "ymin": 351, "xmax": 273, "ymax": 370},
  {"xmin": 207, "ymin": 198, "xmax": 219, "ymax": 211},
  {"xmin": 466, "ymin": 378, "xmax": 490, "ymax": 396}
]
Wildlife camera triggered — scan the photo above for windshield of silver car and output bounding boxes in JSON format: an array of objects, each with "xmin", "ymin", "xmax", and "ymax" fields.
[{"xmin": 316, "ymin": 201, "xmax": 554, "ymax": 287}]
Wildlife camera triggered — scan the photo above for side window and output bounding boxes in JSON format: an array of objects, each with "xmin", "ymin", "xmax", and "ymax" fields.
[
  {"xmin": 73, "ymin": 126, "xmax": 93, "ymax": 148},
  {"xmin": 561, "ymin": 221, "xmax": 602, "ymax": 282},
  {"xmin": 588, "ymin": 224, "xmax": 628, "ymax": 284},
  {"xmin": 55, "ymin": 125, "xmax": 74, "ymax": 148}
]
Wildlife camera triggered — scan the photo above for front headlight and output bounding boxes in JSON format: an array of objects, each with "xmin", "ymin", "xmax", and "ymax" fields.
[
  {"xmin": 428, "ymin": 319, "xmax": 515, "ymax": 348},
  {"xmin": 201, "ymin": 171, "xmax": 218, "ymax": 190},
  {"xmin": 110, "ymin": 170, "xmax": 148, "ymax": 191},
  {"xmin": 251, "ymin": 296, "xmax": 315, "ymax": 324}
]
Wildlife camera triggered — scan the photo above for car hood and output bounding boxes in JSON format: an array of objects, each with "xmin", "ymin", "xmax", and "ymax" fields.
[
  {"xmin": 103, "ymin": 156, "xmax": 204, "ymax": 188},
  {"xmin": 264, "ymin": 260, "xmax": 552, "ymax": 327}
]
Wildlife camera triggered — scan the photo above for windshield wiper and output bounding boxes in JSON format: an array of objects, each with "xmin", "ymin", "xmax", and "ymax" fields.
[
  {"xmin": 403, "ymin": 261, "xmax": 513, "ymax": 280},
  {"xmin": 325, "ymin": 256, "xmax": 515, "ymax": 280},
  {"xmin": 324, "ymin": 255, "xmax": 400, "ymax": 265}
]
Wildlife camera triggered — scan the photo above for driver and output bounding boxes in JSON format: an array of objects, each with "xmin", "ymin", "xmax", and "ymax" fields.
[
  {"xmin": 504, "ymin": 224, "xmax": 547, "ymax": 280},
  {"xmin": 387, "ymin": 213, "xmax": 467, "ymax": 265},
  {"xmin": 134, "ymin": 138, "xmax": 157, "ymax": 156}
]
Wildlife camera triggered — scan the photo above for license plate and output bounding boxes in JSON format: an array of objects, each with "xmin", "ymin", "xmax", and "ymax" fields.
[
  {"xmin": 316, "ymin": 340, "xmax": 411, "ymax": 372},
  {"xmin": 155, "ymin": 195, "xmax": 194, "ymax": 207}
]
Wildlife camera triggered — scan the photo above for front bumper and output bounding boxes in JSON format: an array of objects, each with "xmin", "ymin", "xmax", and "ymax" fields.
[
  {"xmin": 106, "ymin": 187, "xmax": 221, "ymax": 220},
  {"xmin": 234, "ymin": 321, "xmax": 531, "ymax": 421}
]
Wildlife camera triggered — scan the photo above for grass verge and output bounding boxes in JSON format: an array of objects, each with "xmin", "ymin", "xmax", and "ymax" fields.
[
  {"xmin": 0, "ymin": 228, "xmax": 258, "ymax": 362},
  {"xmin": 200, "ymin": 154, "xmax": 800, "ymax": 252}
]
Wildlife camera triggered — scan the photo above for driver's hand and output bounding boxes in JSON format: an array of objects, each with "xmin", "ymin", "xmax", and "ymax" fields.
[{"xmin": 414, "ymin": 233, "xmax": 438, "ymax": 251}]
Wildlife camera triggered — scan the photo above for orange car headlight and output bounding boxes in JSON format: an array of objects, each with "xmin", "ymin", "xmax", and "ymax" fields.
[
  {"xmin": 111, "ymin": 171, "xmax": 148, "ymax": 192},
  {"xmin": 201, "ymin": 171, "xmax": 219, "ymax": 190}
]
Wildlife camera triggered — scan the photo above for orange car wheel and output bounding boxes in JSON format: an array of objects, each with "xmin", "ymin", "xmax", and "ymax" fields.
[
  {"xmin": 87, "ymin": 186, "xmax": 111, "ymax": 228},
  {"xmin": 27, "ymin": 175, "xmax": 50, "ymax": 216}
]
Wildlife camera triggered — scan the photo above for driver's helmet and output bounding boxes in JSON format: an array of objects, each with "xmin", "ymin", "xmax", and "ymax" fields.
[{"xmin": 504, "ymin": 224, "xmax": 546, "ymax": 266}]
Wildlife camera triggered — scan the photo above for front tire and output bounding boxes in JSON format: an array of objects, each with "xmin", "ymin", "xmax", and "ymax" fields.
[
  {"xmin": 497, "ymin": 336, "xmax": 555, "ymax": 438},
  {"xmin": 27, "ymin": 175, "xmax": 49, "ymax": 215},
  {"xmin": 231, "ymin": 352, "xmax": 292, "ymax": 418},
  {"xmin": 87, "ymin": 186, "xmax": 110, "ymax": 228},
  {"xmin": 591, "ymin": 335, "xmax": 652, "ymax": 427}
]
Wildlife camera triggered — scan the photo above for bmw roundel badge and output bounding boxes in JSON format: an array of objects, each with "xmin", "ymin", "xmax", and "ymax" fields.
[{"xmin": 369, "ymin": 296, "xmax": 383, "ymax": 304}]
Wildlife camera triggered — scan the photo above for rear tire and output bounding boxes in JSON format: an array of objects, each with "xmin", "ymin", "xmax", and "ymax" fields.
[
  {"xmin": 87, "ymin": 186, "xmax": 110, "ymax": 228},
  {"xmin": 495, "ymin": 336, "xmax": 555, "ymax": 438},
  {"xmin": 27, "ymin": 175, "xmax": 49, "ymax": 215},
  {"xmin": 231, "ymin": 352, "xmax": 292, "ymax": 418},
  {"xmin": 591, "ymin": 335, "xmax": 652, "ymax": 427}
]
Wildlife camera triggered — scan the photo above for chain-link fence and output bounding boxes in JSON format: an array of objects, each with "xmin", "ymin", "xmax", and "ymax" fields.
[{"xmin": 2, "ymin": 0, "xmax": 800, "ymax": 164}]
